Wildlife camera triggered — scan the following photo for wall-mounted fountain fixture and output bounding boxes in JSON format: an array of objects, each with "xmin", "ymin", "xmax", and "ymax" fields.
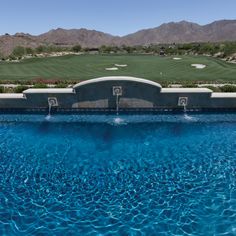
[
  {"xmin": 178, "ymin": 97, "xmax": 188, "ymax": 113},
  {"xmin": 113, "ymin": 86, "xmax": 123, "ymax": 96},
  {"xmin": 178, "ymin": 97, "xmax": 188, "ymax": 106},
  {"xmin": 48, "ymin": 97, "xmax": 58, "ymax": 107},
  {"xmin": 48, "ymin": 97, "xmax": 58, "ymax": 116}
]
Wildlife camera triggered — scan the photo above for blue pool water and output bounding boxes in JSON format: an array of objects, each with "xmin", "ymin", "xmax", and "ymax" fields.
[{"xmin": 0, "ymin": 114, "xmax": 236, "ymax": 235}]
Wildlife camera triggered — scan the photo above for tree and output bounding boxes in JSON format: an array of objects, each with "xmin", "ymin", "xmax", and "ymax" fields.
[
  {"xmin": 99, "ymin": 45, "xmax": 112, "ymax": 53},
  {"xmin": 223, "ymin": 42, "xmax": 236, "ymax": 56},
  {"xmin": 35, "ymin": 45, "xmax": 47, "ymax": 54},
  {"xmin": 12, "ymin": 46, "xmax": 26, "ymax": 58},
  {"xmin": 25, "ymin": 47, "xmax": 34, "ymax": 55},
  {"xmin": 122, "ymin": 45, "xmax": 134, "ymax": 54},
  {"xmin": 0, "ymin": 51, "xmax": 5, "ymax": 60},
  {"xmin": 72, "ymin": 45, "xmax": 82, "ymax": 52}
]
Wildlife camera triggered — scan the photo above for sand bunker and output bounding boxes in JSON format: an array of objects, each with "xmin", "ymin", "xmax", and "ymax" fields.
[
  {"xmin": 191, "ymin": 64, "xmax": 206, "ymax": 69},
  {"xmin": 105, "ymin": 67, "xmax": 118, "ymax": 71},
  {"xmin": 173, "ymin": 57, "xmax": 182, "ymax": 60},
  {"xmin": 114, "ymin": 64, "xmax": 127, "ymax": 67}
]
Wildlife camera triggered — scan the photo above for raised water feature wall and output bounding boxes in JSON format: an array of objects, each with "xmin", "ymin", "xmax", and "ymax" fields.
[{"xmin": 0, "ymin": 76, "xmax": 236, "ymax": 112}]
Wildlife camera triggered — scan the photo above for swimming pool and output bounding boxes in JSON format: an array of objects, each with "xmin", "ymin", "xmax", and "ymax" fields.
[{"xmin": 0, "ymin": 114, "xmax": 236, "ymax": 235}]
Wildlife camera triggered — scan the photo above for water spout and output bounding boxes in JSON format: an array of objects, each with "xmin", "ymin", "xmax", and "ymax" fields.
[
  {"xmin": 183, "ymin": 104, "xmax": 189, "ymax": 118},
  {"xmin": 183, "ymin": 105, "xmax": 195, "ymax": 121},
  {"xmin": 46, "ymin": 97, "xmax": 58, "ymax": 119},
  {"xmin": 116, "ymin": 94, "xmax": 119, "ymax": 115},
  {"xmin": 45, "ymin": 103, "xmax": 52, "ymax": 120},
  {"xmin": 183, "ymin": 104, "xmax": 187, "ymax": 114},
  {"xmin": 48, "ymin": 103, "xmax": 52, "ymax": 116}
]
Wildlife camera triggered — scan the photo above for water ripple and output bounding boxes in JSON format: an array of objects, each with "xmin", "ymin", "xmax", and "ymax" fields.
[{"xmin": 0, "ymin": 115, "xmax": 236, "ymax": 235}]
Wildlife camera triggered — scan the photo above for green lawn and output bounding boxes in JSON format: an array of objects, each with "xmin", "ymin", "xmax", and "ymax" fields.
[{"xmin": 0, "ymin": 54, "xmax": 235, "ymax": 82}]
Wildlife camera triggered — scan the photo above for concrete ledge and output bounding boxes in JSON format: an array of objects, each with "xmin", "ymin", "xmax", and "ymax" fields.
[
  {"xmin": 161, "ymin": 88, "xmax": 212, "ymax": 93},
  {"xmin": 23, "ymin": 88, "xmax": 75, "ymax": 94},
  {"xmin": 211, "ymin": 93, "xmax": 236, "ymax": 98},
  {"xmin": 74, "ymin": 76, "xmax": 162, "ymax": 89},
  {"xmin": 0, "ymin": 94, "xmax": 26, "ymax": 99}
]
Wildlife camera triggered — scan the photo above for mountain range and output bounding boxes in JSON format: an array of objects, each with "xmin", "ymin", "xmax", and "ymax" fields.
[{"xmin": 0, "ymin": 20, "xmax": 236, "ymax": 56}]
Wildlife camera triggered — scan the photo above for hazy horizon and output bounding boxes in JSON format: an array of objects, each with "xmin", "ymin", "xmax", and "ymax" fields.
[{"xmin": 1, "ymin": 0, "xmax": 236, "ymax": 36}]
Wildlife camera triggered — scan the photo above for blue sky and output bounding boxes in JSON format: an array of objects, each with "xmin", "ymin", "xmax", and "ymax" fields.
[{"xmin": 1, "ymin": 0, "xmax": 235, "ymax": 36}]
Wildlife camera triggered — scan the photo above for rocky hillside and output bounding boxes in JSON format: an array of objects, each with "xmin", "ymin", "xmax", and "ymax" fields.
[
  {"xmin": 0, "ymin": 33, "xmax": 40, "ymax": 56},
  {"xmin": 123, "ymin": 20, "xmax": 236, "ymax": 45},
  {"xmin": 37, "ymin": 28, "xmax": 120, "ymax": 47},
  {"xmin": 0, "ymin": 20, "xmax": 236, "ymax": 56}
]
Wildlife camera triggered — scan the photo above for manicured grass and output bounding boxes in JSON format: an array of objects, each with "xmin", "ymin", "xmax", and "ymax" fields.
[{"xmin": 0, "ymin": 54, "xmax": 236, "ymax": 82}]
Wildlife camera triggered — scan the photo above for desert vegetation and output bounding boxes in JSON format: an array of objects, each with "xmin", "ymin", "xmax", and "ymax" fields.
[{"xmin": 0, "ymin": 42, "xmax": 235, "ymax": 62}]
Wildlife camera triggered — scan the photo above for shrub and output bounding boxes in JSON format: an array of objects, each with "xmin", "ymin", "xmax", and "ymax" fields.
[
  {"xmin": 33, "ymin": 78, "xmax": 58, "ymax": 84},
  {"xmin": 33, "ymin": 83, "xmax": 48, "ymax": 88},
  {"xmin": 204, "ymin": 86, "xmax": 221, "ymax": 92},
  {"xmin": 14, "ymin": 86, "xmax": 28, "ymax": 93},
  {"xmin": 220, "ymin": 85, "xmax": 236, "ymax": 92},
  {"xmin": 55, "ymin": 83, "xmax": 68, "ymax": 88},
  {"xmin": 183, "ymin": 83, "xmax": 197, "ymax": 88},
  {"xmin": 0, "ymin": 86, "xmax": 4, "ymax": 93},
  {"xmin": 8, "ymin": 55, "xmax": 17, "ymax": 60},
  {"xmin": 4, "ymin": 87, "xmax": 13, "ymax": 93}
]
